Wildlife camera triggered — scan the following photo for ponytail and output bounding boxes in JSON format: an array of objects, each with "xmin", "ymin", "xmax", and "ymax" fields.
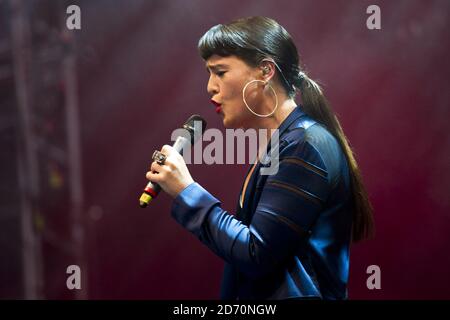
[{"xmin": 295, "ymin": 72, "xmax": 375, "ymax": 242}]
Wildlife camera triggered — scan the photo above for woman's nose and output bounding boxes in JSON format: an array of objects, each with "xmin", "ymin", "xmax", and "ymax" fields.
[{"xmin": 207, "ymin": 76, "xmax": 219, "ymax": 96}]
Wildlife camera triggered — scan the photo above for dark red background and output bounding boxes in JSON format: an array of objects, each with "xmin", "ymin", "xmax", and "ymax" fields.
[{"xmin": 71, "ymin": 0, "xmax": 450, "ymax": 299}]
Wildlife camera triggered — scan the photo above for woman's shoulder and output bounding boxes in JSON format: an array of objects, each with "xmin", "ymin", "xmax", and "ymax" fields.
[
  {"xmin": 281, "ymin": 114, "xmax": 338, "ymax": 150},
  {"xmin": 279, "ymin": 116, "xmax": 347, "ymax": 185}
]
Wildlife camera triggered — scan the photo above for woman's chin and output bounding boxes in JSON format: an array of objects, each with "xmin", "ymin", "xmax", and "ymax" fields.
[
  {"xmin": 222, "ymin": 116, "xmax": 236, "ymax": 129},
  {"xmin": 222, "ymin": 118, "xmax": 231, "ymax": 128}
]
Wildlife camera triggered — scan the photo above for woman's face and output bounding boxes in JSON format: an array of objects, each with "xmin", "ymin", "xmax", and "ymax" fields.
[{"xmin": 206, "ymin": 54, "xmax": 264, "ymax": 129}]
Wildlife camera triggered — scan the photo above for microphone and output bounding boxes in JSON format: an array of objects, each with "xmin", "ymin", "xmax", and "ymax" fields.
[{"xmin": 139, "ymin": 114, "xmax": 207, "ymax": 208}]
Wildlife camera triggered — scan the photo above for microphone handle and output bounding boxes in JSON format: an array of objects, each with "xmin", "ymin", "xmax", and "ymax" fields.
[{"xmin": 139, "ymin": 136, "xmax": 190, "ymax": 208}]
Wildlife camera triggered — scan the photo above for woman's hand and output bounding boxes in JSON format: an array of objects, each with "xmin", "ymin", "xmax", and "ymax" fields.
[{"xmin": 146, "ymin": 145, "xmax": 194, "ymax": 199}]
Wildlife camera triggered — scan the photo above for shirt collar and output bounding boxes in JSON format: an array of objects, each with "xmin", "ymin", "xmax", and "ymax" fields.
[{"xmin": 276, "ymin": 104, "xmax": 306, "ymax": 137}]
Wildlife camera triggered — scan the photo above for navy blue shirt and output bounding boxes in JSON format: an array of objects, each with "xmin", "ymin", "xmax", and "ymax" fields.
[{"xmin": 171, "ymin": 106, "xmax": 352, "ymax": 299}]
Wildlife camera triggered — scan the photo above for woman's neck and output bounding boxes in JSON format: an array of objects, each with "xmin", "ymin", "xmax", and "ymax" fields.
[{"xmin": 252, "ymin": 98, "xmax": 298, "ymax": 162}]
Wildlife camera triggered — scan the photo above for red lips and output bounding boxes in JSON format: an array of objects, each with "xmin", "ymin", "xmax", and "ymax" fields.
[{"xmin": 211, "ymin": 99, "xmax": 222, "ymax": 114}]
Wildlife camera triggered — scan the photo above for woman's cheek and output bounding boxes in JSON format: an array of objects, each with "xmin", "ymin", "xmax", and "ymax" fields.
[{"xmin": 227, "ymin": 82, "xmax": 245, "ymax": 105}]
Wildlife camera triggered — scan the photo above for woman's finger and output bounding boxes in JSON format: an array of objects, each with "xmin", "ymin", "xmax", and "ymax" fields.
[
  {"xmin": 146, "ymin": 170, "xmax": 161, "ymax": 183},
  {"xmin": 150, "ymin": 160, "xmax": 164, "ymax": 173},
  {"xmin": 161, "ymin": 145, "xmax": 173, "ymax": 155}
]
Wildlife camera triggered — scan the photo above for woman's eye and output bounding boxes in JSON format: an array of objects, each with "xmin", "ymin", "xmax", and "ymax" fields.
[{"xmin": 217, "ymin": 71, "xmax": 226, "ymax": 77}]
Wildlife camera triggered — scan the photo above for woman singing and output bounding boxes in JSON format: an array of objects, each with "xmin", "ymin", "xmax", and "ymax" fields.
[{"xmin": 146, "ymin": 16, "xmax": 374, "ymax": 300}]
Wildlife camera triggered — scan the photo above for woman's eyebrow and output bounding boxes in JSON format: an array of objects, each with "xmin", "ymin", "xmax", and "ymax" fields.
[{"xmin": 206, "ymin": 63, "xmax": 228, "ymax": 71}]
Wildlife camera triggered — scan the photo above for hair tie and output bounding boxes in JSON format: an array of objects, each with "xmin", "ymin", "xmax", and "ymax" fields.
[{"xmin": 298, "ymin": 71, "xmax": 306, "ymax": 84}]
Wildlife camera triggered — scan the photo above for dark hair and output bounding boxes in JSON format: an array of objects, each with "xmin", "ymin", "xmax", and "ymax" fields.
[{"xmin": 198, "ymin": 16, "xmax": 374, "ymax": 242}]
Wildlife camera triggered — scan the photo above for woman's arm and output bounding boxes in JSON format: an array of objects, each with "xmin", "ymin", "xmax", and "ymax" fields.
[{"xmin": 171, "ymin": 132, "xmax": 332, "ymax": 279}]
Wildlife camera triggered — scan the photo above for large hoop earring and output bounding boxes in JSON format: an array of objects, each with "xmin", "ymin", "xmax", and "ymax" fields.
[{"xmin": 242, "ymin": 79, "xmax": 278, "ymax": 118}]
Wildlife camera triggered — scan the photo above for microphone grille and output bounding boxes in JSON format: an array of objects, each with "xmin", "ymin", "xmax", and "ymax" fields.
[
  {"xmin": 183, "ymin": 114, "xmax": 207, "ymax": 144},
  {"xmin": 184, "ymin": 114, "xmax": 207, "ymax": 131}
]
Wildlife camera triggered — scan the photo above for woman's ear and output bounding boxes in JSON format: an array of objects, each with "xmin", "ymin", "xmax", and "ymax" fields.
[{"xmin": 260, "ymin": 59, "xmax": 276, "ymax": 82}]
